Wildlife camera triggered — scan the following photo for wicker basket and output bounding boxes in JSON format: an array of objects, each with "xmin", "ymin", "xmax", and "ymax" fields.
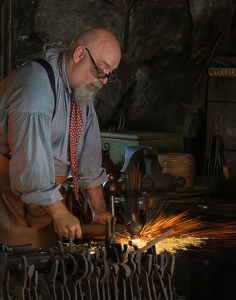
[{"xmin": 158, "ymin": 153, "xmax": 196, "ymax": 192}]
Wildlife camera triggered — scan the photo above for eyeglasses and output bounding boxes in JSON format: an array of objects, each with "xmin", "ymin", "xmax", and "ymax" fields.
[{"xmin": 85, "ymin": 48, "xmax": 118, "ymax": 83}]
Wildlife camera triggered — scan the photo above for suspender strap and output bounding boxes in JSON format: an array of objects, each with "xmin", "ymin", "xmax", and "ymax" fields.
[{"xmin": 35, "ymin": 58, "xmax": 57, "ymax": 119}]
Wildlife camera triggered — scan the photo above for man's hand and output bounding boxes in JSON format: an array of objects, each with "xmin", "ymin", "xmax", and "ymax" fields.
[
  {"xmin": 52, "ymin": 211, "xmax": 82, "ymax": 239},
  {"xmin": 93, "ymin": 209, "xmax": 113, "ymax": 224},
  {"xmin": 42, "ymin": 200, "xmax": 82, "ymax": 240},
  {"xmin": 82, "ymin": 185, "xmax": 113, "ymax": 224}
]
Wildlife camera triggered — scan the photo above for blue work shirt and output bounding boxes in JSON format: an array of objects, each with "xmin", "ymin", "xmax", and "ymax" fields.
[{"xmin": 0, "ymin": 49, "xmax": 107, "ymax": 205}]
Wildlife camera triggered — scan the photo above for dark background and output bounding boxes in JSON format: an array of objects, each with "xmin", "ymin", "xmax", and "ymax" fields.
[
  {"xmin": 1, "ymin": 0, "xmax": 236, "ymax": 299},
  {"xmin": 6, "ymin": 0, "xmax": 236, "ymax": 137}
]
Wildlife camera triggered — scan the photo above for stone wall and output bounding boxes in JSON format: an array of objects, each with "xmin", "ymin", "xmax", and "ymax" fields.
[{"xmin": 11, "ymin": 0, "xmax": 235, "ymax": 140}]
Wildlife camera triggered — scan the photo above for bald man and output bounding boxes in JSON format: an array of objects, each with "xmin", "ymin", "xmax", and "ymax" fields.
[{"xmin": 0, "ymin": 28, "xmax": 121, "ymax": 248}]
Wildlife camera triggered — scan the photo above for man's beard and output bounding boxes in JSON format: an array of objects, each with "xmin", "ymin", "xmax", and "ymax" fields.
[{"xmin": 73, "ymin": 81, "xmax": 102, "ymax": 107}]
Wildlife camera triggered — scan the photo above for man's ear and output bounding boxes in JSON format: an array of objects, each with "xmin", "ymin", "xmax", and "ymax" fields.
[{"xmin": 73, "ymin": 46, "xmax": 85, "ymax": 63}]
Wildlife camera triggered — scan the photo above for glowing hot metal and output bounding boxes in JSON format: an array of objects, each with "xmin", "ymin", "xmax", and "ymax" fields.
[{"xmin": 123, "ymin": 228, "xmax": 174, "ymax": 263}]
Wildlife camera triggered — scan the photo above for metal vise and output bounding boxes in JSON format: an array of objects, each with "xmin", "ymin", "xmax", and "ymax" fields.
[
  {"xmin": 104, "ymin": 146, "xmax": 186, "ymax": 223},
  {"xmin": 118, "ymin": 146, "xmax": 185, "ymax": 196}
]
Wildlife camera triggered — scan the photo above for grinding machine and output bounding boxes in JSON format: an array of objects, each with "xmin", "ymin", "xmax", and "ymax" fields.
[{"xmin": 0, "ymin": 146, "xmax": 186, "ymax": 299}]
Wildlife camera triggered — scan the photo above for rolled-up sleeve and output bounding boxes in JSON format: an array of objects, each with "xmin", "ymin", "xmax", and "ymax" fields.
[
  {"xmin": 8, "ymin": 112, "xmax": 63, "ymax": 205},
  {"xmin": 77, "ymin": 105, "xmax": 107, "ymax": 189}
]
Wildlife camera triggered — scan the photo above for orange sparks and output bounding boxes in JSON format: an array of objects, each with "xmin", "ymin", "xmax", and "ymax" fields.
[{"xmin": 116, "ymin": 210, "xmax": 236, "ymax": 254}]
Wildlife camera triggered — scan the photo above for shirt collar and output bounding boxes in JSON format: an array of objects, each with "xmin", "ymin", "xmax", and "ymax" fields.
[{"xmin": 61, "ymin": 51, "xmax": 72, "ymax": 95}]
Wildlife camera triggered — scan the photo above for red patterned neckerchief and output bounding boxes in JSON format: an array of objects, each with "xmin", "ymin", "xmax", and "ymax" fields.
[{"xmin": 58, "ymin": 52, "xmax": 83, "ymax": 205}]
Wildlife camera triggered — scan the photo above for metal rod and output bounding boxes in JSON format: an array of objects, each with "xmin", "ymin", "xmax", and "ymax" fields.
[
  {"xmin": 81, "ymin": 223, "xmax": 125, "ymax": 235},
  {"xmin": 110, "ymin": 195, "xmax": 115, "ymax": 216},
  {"xmin": 123, "ymin": 229, "xmax": 175, "ymax": 263}
]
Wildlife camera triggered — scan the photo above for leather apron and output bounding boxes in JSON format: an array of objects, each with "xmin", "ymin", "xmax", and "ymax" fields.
[{"xmin": 0, "ymin": 154, "xmax": 67, "ymax": 248}]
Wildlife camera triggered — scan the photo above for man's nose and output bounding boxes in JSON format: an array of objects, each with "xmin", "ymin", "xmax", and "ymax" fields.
[{"xmin": 98, "ymin": 77, "xmax": 108, "ymax": 85}]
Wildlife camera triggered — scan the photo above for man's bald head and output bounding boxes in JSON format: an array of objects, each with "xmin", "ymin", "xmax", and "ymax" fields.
[{"xmin": 68, "ymin": 28, "xmax": 121, "ymax": 57}]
